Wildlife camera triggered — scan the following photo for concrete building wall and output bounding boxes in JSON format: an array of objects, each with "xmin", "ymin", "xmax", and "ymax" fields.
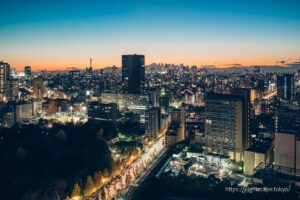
[
  {"xmin": 244, "ymin": 150, "xmax": 267, "ymax": 175},
  {"xmin": 274, "ymin": 132, "xmax": 296, "ymax": 169}
]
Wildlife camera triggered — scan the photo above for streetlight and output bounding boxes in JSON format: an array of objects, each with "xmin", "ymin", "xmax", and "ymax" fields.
[
  {"xmin": 69, "ymin": 106, "xmax": 74, "ymax": 121},
  {"xmin": 81, "ymin": 105, "xmax": 87, "ymax": 115}
]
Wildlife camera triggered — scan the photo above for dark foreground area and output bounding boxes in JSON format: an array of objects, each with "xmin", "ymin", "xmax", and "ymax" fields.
[
  {"xmin": 0, "ymin": 120, "xmax": 115, "ymax": 200},
  {"xmin": 133, "ymin": 173, "xmax": 299, "ymax": 200}
]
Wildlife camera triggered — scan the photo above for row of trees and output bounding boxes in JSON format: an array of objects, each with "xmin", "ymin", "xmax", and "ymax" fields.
[{"xmin": 66, "ymin": 161, "xmax": 124, "ymax": 199}]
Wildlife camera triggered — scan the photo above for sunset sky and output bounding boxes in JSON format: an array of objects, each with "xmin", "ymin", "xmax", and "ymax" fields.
[{"xmin": 1, "ymin": 0, "xmax": 300, "ymax": 70}]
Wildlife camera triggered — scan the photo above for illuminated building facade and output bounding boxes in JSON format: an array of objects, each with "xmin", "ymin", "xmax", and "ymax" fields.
[
  {"xmin": 88, "ymin": 102, "xmax": 118, "ymax": 127},
  {"xmin": 101, "ymin": 92, "xmax": 150, "ymax": 122},
  {"xmin": 204, "ymin": 93, "xmax": 245, "ymax": 162},
  {"xmin": 277, "ymin": 73, "xmax": 295, "ymax": 101},
  {"xmin": 0, "ymin": 61, "xmax": 11, "ymax": 101},
  {"xmin": 145, "ymin": 107, "xmax": 161, "ymax": 139}
]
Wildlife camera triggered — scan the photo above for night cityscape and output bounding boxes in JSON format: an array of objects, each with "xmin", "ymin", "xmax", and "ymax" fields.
[{"xmin": 1, "ymin": 1, "xmax": 300, "ymax": 200}]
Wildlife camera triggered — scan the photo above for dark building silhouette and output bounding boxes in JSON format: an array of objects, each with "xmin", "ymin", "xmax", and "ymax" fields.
[
  {"xmin": 122, "ymin": 54, "xmax": 145, "ymax": 94},
  {"xmin": 277, "ymin": 73, "xmax": 295, "ymax": 101},
  {"xmin": 257, "ymin": 79, "xmax": 265, "ymax": 96}
]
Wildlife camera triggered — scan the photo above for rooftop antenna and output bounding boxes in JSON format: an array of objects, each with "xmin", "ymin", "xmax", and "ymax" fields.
[{"xmin": 90, "ymin": 58, "xmax": 92, "ymax": 68}]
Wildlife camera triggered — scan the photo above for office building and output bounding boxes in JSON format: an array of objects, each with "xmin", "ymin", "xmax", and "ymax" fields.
[
  {"xmin": 231, "ymin": 88, "xmax": 251, "ymax": 150},
  {"xmin": 165, "ymin": 107, "xmax": 186, "ymax": 146},
  {"xmin": 0, "ymin": 61, "xmax": 10, "ymax": 101},
  {"xmin": 149, "ymin": 89, "xmax": 160, "ymax": 107},
  {"xmin": 145, "ymin": 107, "xmax": 161, "ymax": 139},
  {"xmin": 165, "ymin": 123, "xmax": 185, "ymax": 147},
  {"xmin": 88, "ymin": 102, "xmax": 118, "ymax": 127},
  {"xmin": 257, "ymin": 79, "xmax": 265, "ymax": 97},
  {"xmin": 101, "ymin": 92, "xmax": 150, "ymax": 123},
  {"xmin": 171, "ymin": 107, "xmax": 185, "ymax": 124},
  {"xmin": 122, "ymin": 54, "xmax": 145, "ymax": 94},
  {"xmin": 204, "ymin": 93, "xmax": 246, "ymax": 162},
  {"xmin": 32, "ymin": 77, "xmax": 45, "ymax": 99},
  {"xmin": 277, "ymin": 73, "xmax": 295, "ymax": 101},
  {"xmin": 15, "ymin": 102, "xmax": 33, "ymax": 123},
  {"xmin": 275, "ymin": 105, "xmax": 300, "ymax": 134}
]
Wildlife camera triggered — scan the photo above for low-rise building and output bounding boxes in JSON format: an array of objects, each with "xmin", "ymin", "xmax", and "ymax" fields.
[{"xmin": 244, "ymin": 142, "xmax": 272, "ymax": 175}]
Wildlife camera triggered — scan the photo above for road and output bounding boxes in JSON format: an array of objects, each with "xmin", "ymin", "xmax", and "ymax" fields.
[
  {"xmin": 123, "ymin": 148, "xmax": 168, "ymax": 200},
  {"xmin": 262, "ymin": 91, "xmax": 277, "ymax": 100}
]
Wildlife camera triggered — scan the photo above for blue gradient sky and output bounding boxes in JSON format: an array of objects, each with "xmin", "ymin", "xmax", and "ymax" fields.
[{"xmin": 0, "ymin": 0, "xmax": 300, "ymax": 70}]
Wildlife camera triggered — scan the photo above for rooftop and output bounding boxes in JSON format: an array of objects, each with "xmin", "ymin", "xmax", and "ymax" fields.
[{"xmin": 246, "ymin": 142, "xmax": 271, "ymax": 153}]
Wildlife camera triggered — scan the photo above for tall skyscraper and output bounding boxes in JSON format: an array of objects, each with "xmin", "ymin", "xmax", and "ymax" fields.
[
  {"xmin": 145, "ymin": 107, "xmax": 161, "ymax": 139},
  {"xmin": 122, "ymin": 54, "xmax": 145, "ymax": 94},
  {"xmin": 277, "ymin": 73, "xmax": 295, "ymax": 101},
  {"xmin": 205, "ymin": 93, "xmax": 246, "ymax": 162},
  {"xmin": 24, "ymin": 66, "xmax": 31, "ymax": 77},
  {"xmin": 0, "ymin": 61, "xmax": 11, "ymax": 101}
]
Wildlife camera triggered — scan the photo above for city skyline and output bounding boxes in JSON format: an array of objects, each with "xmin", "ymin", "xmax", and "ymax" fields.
[{"xmin": 1, "ymin": 0, "xmax": 300, "ymax": 70}]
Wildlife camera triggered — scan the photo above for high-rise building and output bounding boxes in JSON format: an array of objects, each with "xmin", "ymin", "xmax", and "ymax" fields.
[
  {"xmin": 231, "ymin": 88, "xmax": 251, "ymax": 150},
  {"xmin": 88, "ymin": 102, "xmax": 118, "ymax": 127},
  {"xmin": 159, "ymin": 95, "xmax": 170, "ymax": 109},
  {"xmin": 171, "ymin": 108, "xmax": 185, "ymax": 125},
  {"xmin": 277, "ymin": 73, "xmax": 295, "ymax": 101},
  {"xmin": 257, "ymin": 79, "xmax": 265, "ymax": 97},
  {"xmin": 0, "ymin": 61, "xmax": 11, "ymax": 101},
  {"xmin": 32, "ymin": 77, "xmax": 45, "ymax": 99},
  {"xmin": 122, "ymin": 54, "xmax": 145, "ymax": 94},
  {"xmin": 165, "ymin": 107, "xmax": 186, "ymax": 146},
  {"xmin": 149, "ymin": 89, "xmax": 160, "ymax": 107},
  {"xmin": 204, "ymin": 93, "xmax": 246, "ymax": 162},
  {"xmin": 24, "ymin": 66, "xmax": 31, "ymax": 77},
  {"xmin": 145, "ymin": 107, "xmax": 161, "ymax": 139},
  {"xmin": 275, "ymin": 106, "xmax": 300, "ymax": 134},
  {"xmin": 165, "ymin": 123, "xmax": 185, "ymax": 146}
]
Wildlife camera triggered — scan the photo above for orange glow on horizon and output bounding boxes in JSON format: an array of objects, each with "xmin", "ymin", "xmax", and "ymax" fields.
[{"xmin": 9, "ymin": 56, "xmax": 289, "ymax": 71}]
